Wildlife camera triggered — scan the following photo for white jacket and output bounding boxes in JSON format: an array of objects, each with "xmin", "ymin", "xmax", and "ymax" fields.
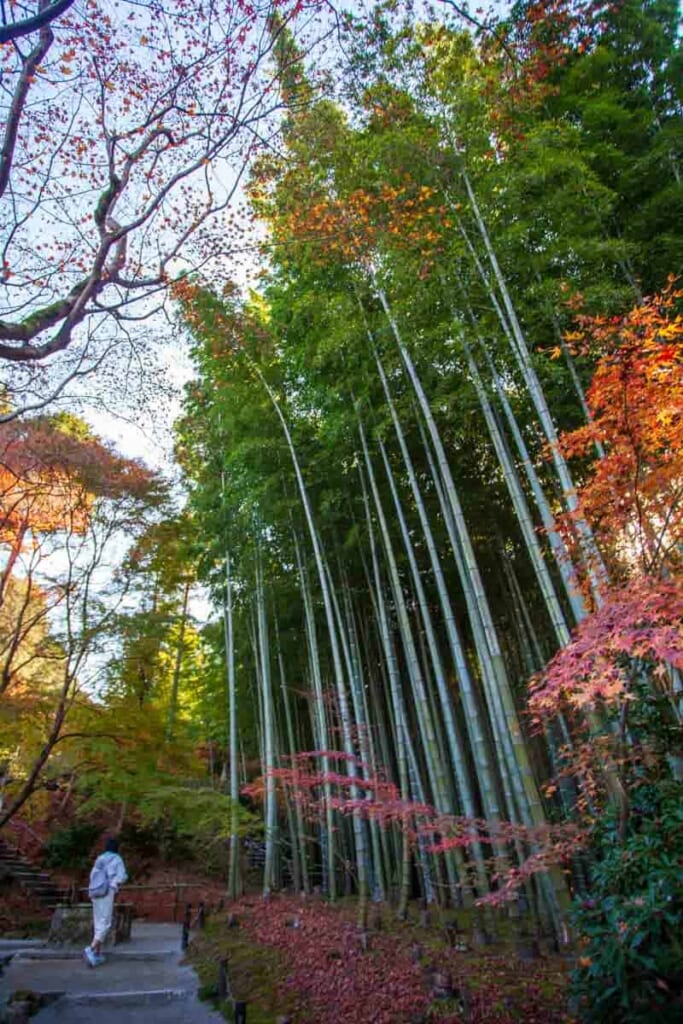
[{"xmin": 93, "ymin": 851, "xmax": 128, "ymax": 894}]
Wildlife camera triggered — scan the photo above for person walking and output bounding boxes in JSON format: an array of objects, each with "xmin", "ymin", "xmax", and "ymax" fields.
[{"xmin": 83, "ymin": 837, "xmax": 128, "ymax": 967}]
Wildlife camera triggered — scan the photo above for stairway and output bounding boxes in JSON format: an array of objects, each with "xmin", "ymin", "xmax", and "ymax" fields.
[
  {"xmin": 0, "ymin": 838, "xmax": 68, "ymax": 907},
  {"xmin": 0, "ymin": 922, "xmax": 225, "ymax": 1023}
]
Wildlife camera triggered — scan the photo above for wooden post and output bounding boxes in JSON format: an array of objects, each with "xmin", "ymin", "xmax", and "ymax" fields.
[
  {"xmin": 431, "ymin": 970, "xmax": 455, "ymax": 1001},
  {"xmin": 181, "ymin": 902, "xmax": 192, "ymax": 951},
  {"xmin": 217, "ymin": 958, "xmax": 229, "ymax": 1001},
  {"xmin": 234, "ymin": 1000, "xmax": 247, "ymax": 1023},
  {"xmin": 198, "ymin": 900, "xmax": 206, "ymax": 929}
]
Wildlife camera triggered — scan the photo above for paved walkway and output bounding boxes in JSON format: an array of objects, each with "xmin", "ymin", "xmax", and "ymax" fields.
[{"xmin": 0, "ymin": 923, "xmax": 224, "ymax": 1022}]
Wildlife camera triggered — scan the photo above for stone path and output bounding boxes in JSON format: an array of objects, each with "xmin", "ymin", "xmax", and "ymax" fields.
[{"xmin": 0, "ymin": 923, "xmax": 224, "ymax": 1022}]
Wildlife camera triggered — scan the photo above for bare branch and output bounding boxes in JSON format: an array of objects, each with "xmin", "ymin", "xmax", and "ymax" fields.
[
  {"xmin": 0, "ymin": 0, "xmax": 74, "ymax": 45},
  {"xmin": 0, "ymin": 19, "xmax": 56, "ymax": 199},
  {"xmin": 0, "ymin": 0, "xmax": 318, "ymax": 373}
]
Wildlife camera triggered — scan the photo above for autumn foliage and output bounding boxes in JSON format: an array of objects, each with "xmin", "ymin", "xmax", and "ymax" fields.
[
  {"xmin": 559, "ymin": 281, "xmax": 683, "ymax": 575},
  {"xmin": 529, "ymin": 576, "xmax": 683, "ymax": 716},
  {"xmin": 245, "ymin": 752, "xmax": 582, "ymax": 907},
  {"xmin": 529, "ymin": 286, "xmax": 683, "ymax": 779},
  {"xmin": 0, "ymin": 415, "xmax": 157, "ymax": 548},
  {"xmin": 272, "ymin": 181, "xmax": 452, "ymax": 266}
]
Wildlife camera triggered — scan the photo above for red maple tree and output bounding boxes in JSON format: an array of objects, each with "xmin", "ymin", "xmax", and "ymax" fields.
[{"xmin": 559, "ymin": 279, "xmax": 683, "ymax": 577}]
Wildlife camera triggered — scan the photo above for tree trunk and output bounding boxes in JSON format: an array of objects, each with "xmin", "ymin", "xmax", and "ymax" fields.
[
  {"xmin": 166, "ymin": 579, "xmax": 191, "ymax": 742},
  {"xmin": 223, "ymin": 549, "xmax": 242, "ymax": 900}
]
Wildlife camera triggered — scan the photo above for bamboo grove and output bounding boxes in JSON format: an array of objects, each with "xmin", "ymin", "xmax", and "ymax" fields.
[{"xmin": 170, "ymin": 0, "xmax": 682, "ymax": 954}]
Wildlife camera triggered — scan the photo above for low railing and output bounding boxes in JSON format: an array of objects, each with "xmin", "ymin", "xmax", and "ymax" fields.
[{"xmin": 72, "ymin": 881, "xmax": 225, "ymax": 922}]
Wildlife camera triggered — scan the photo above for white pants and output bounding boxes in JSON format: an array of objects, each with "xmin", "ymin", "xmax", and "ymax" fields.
[{"xmin": 92, "ymin": 890, "xmax": 115, "ymax": 944}]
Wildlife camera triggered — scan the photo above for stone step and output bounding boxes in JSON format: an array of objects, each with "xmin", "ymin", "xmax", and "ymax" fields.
[
  {"xmin": 65, "ymin": 988, "xmax": 199, "ymax": 1006},
  {"xmin": 0, "ymin": 839, "xmax": 61, "ymax": 904},
  {"xmin": 4, "ymin": 862, "xmax": 49, "ymax": 871},
  {"xmin": 0, "ymin": 955, "xmax": 200, "ymax": 999},
  {"xmin": 0, "ymin": 939, "xmax": 45, "ymax": 952},
  {"xmin": 20, "ymin": 881, "xmax": 58, "ymax": 889},
  {"xmin": 14, "ymin": 949, "xmax": 174, "ymax": 963},
  {"xmin": 8, "ymin": 878, "xmax": 51, "ymax": 888},
  {"xmin": 0, "ymin": 921, "xmax": 227, "ymax": 1024},
  {"xmin": 0, "ymin": 864, "xmax": 47, "ymax": 875},
  {"xmin": 34, "ymin": 992, "xmax": 226, "ymax": 1022}
]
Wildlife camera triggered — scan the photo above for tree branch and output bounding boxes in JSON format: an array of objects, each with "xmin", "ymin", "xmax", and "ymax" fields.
[
  {"xmin": 0, "ymin": 16, "xmax": 56, "ymax": 200},
  {"xmin": 0, "ymin": 0, "xmax": 74, "ymax": 45},
  {"xmin": 0, "ymin": 279, "xmax": 90, "ymax": 352}
]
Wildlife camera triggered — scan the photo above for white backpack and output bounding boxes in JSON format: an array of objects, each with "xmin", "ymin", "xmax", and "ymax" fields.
[{"xmin": 88, "ymin": 856, "xmax": 110, "ymax": 899}]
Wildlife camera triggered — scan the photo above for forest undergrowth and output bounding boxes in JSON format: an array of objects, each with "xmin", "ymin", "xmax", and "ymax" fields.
[{"xmin": 189, "ymin": 895, "xmax": 575, "ymax": 1024}]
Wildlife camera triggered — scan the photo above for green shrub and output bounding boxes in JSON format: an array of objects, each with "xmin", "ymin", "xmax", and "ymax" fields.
[
  {"xmin": 43, "ymin": 823, "xmax": 101, "ymax": 870},
  {"xmin": 119, "ymin": 819, "xmax": 193, "ymax": 863},
  {"xmin": 571, "ymin": 784, "xmax": 683, "ymax": 1023}
]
